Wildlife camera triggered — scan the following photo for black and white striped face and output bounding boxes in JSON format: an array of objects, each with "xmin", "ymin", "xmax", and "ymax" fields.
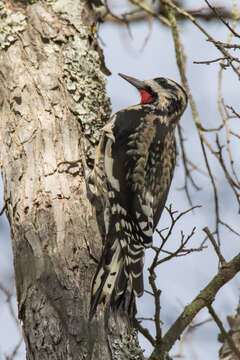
[
  {"xmin": 150, "ymin": 77, "xmax": 187, "ymax": 107},
  {"xmin": 119, "ymin": 73, "xmax": 188, "ymax": 119}
]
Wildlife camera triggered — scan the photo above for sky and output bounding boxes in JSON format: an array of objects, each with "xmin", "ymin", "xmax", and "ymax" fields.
[{"xmin": 0, "ymin": 0, "xmax": 240, "ymax": 359}]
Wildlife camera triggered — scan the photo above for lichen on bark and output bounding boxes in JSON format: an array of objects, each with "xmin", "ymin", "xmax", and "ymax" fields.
[
  {"xmin": 110, "ymin": 329, "xmax": 144, "ymax": 360},
  {"xmin": 52, "ymin": 0, "xmax": 111, "ymax": 149},
  {"xmin": 0, "ymin": 0, "xmax": 144, "ymax": 358},
  {"xmin": 0, "ymin": 1, "xmax": 111, "ymax": 359},
  {"xmin": 0, "ymin": 1, "xmax": 26, "ymax": 49}
]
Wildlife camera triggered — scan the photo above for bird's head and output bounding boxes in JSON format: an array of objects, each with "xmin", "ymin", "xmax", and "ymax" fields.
[{"xmin": 118, "ymin": 73, "xmax": 188, "ymax": 120}]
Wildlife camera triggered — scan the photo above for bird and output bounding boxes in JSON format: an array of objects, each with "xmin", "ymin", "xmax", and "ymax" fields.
[{"xmin": 89, "ymin": 73, "xmax": 188, "ymax": 320}]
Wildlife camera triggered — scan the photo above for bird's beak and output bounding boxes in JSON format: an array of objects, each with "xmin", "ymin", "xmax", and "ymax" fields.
[{"xmin": 118, "ymin": 73, "xmax": 145, "ymax": 90}]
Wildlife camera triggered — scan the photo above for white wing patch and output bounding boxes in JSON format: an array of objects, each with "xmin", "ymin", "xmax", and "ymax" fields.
[{"xmin": 104, "ymin": 138, "xmax": 120, "ymax": 192}]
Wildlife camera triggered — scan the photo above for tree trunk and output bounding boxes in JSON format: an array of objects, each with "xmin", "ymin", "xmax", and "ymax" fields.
[{"xmin": 0, "ymin": 1, "xmax": 142, "ymax": 359}]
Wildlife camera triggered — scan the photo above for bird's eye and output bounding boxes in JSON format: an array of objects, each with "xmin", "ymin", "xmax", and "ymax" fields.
[{"xmin": 140, "ymin": 90, "xmax": 155, "ymax": 104}]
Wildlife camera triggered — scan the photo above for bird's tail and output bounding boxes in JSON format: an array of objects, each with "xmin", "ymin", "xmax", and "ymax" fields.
[
  {"xmin": 89, "ymin": 237, "xmax": 123, "ymax": 320},
  {"xmin": 89, "ymin": 227, "xmax": 146, "ymax": 320}
]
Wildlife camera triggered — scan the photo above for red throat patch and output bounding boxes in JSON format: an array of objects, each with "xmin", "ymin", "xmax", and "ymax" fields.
[{"xmin": 140, "ymin": 90, "xmax": 154, "ymax": 104}]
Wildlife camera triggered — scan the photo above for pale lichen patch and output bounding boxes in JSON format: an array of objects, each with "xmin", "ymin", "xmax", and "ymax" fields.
[
  {"xmin": 0, "ymin": 1, "xmax": 26, "ymax": 49},
  {"xmin": 111, "ymin": 329, "xmax": 144, "ymax": 360},
  {"xmin": 51, "ymin": 0, "xmax": 111, "ymax": 146}
]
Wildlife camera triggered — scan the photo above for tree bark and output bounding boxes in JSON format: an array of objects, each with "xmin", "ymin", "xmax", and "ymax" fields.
[{"xmin": 0, "ymin": 1, "xmax": 142, "ymax": 359}]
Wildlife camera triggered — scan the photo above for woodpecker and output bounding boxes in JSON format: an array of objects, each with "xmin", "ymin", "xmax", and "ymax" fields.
[{"xmin": 89, "ymin": 73, "xmax": 188, "ymax": 319}]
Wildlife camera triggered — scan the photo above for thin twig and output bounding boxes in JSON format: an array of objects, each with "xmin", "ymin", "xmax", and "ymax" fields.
[
  {"xmin": 177, "ymin": 124, "xmax": 199, "ymax": 206},
  {"xmin": 219, "ymin": 220, "xmax": 240, "ymax": 238},
  {"xmin": 230, "ymin": 130, "xmax": 240, "ymax": 139},
  {"xmin": 0, "ymin": 202, "xmax": 7, "ymax": 216},
  {"xmin": 130, "ymin": 0, "xmax": 170, "ymax": 26},
  {"xmin": 162, "ymin": 0, "xmax": 240, "ymax": 78},
  {"xmin": 137, "ymin": 317, "xmax": 154, "ymax": 322},
  {"xmin": 135, "ymin": 320, "xmax": 156, "ymax": 347},
  {"xmin": 226, "ymin": 105, "xmax": 240, "ymax": 118},
  {"xmin": 148, "ymin": 269, "xmax": 162, "ymax": 342},
  {"xmin": 187, "ymin": 159, "xmax": 209, "ymax": 178},
  {"xmin": 193, "ymin": 57, "xmax": 226, "ymax": 65},
  {"xmin": 203, "ymin": 227, "xmax": 226, "ymax": 265},
  {"xmin": 5, "ymin": 338, "xmax": 23, "ymax": 360},
  {"xmin": 214, "ymin": 41, "xmax": 240, "ymax": 49},
  {"xmin": 104, "ymin": 0, "xmax": 128, "ymax": 24},
  {"xmin": 156, "ymin": 228, "xmax": 206, "ymax": 266},
  {"xmin": 154, "ymin": 205, "xmax": 201, "ymax": 258},
  {"xmin": 140, "ymin": 16, "xmax": 153, "ymax": 51},
  {"xmin": 218, "ymin": 47, "xmax": 240, "ymax": 186},
  {"xmin": 200, "ymin": 138, "xmax": 221, "ymax": 246},
  {"xmin": 0, "ymin": 283, "xmax": 21, "ymax": 331},
  {"xmin": 173, "ymin": 318, "xmax": 212, "ymax": 358},
  {"xmin": 204, "ymin": 0, "xmax": 240, "ymax": 38}
]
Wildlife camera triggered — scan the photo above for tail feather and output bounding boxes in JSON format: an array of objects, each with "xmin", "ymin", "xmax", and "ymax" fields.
[
  {"xmin": 120, "ymin": 237, "xmax": 145, "ymax": 297},
  {"xmin": 89, "ymin": 218, "xmax": 149, "ymax": 319},
  {"xmin": 89, "ymin": 239, "xmax": 122, "ymax": 319},
  {"xmin": 89, "ymin": 268, "xmax": 109, "ymax": 321}
]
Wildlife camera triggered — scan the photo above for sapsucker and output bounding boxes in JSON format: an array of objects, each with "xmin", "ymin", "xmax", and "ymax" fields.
[{"xmin": 89, "ymin": 73, "xmax": 188, "ymax": 319}]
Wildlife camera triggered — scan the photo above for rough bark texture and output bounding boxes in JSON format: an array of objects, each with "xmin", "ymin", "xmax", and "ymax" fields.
[{"xmin": 0, "ymin": 1, "xmax": 143, "ymax": 359}]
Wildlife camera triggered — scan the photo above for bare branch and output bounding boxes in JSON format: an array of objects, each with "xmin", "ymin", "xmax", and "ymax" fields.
[
  {"xmin": 193, "ymin": 57, "xmax": 227, "ymax": 65},
  {"xmin": 203, "ymin": 227, "xmax": 226, "ymax": 265},
  {"xmin": 177, "ymin": 124, "xmax": 200, "ymax": 206},
  {"xmin": 5, "ymin": 338, "xmax": 23, "ymax": 360},
  {"xmin": 156, "ymin": 227, "xmax": 201, "ymax": 266},
  {"xmin": 134, "ymin": 320, "xmax": 156, "ymax": 347},
  {"xmin": 226, "ymin": 105, "xmax": 240, "ymax": 118},
  {"xmin": 153, "ymin": 205, "xmax": 201, "ymax": 260},
  {"xmin": 140, "ymin": 16, "xmax": 153, "ymax": 51},
  {"xmin": 162, "ymin": 0, "xmax": 240, "ymax": 78},
  {"xmin": 204, "ymin": 0, "xmax": 240, "ymax": 38},
  {"xmin": 219, "ymin": 220, "xmax": 240, "ymax": 238},
  {"xmin": 130, "ymin": 0, "xmax": 170, "ymax": 26},
  {"xmin": 148, "ymin": 269, "xmax": 162, "ymax": 343},
  {"xmin": 106, "ymin": 3, "xmax": 235, "ymax": 24},
  {"xmin": 0, "ymin": 199, "xmax": 9, "ymax": 216},
  {"xmin": 149, "ymin": 251, "xmax": 240, "ymax": 359},
  {"xmin": 0, "ymin": 283, "xmax": 21, "ymax": 331},
  {"xmin": 173, "ymin": 318, "xmax": 212, "ymax": 358},
  {"xmin": 214, "ymin": 41, "xmax": 240, "ymax": 49},
  {"xmin": 200, "ymin": 138, "xmax": 221, "ymax": 246}
]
